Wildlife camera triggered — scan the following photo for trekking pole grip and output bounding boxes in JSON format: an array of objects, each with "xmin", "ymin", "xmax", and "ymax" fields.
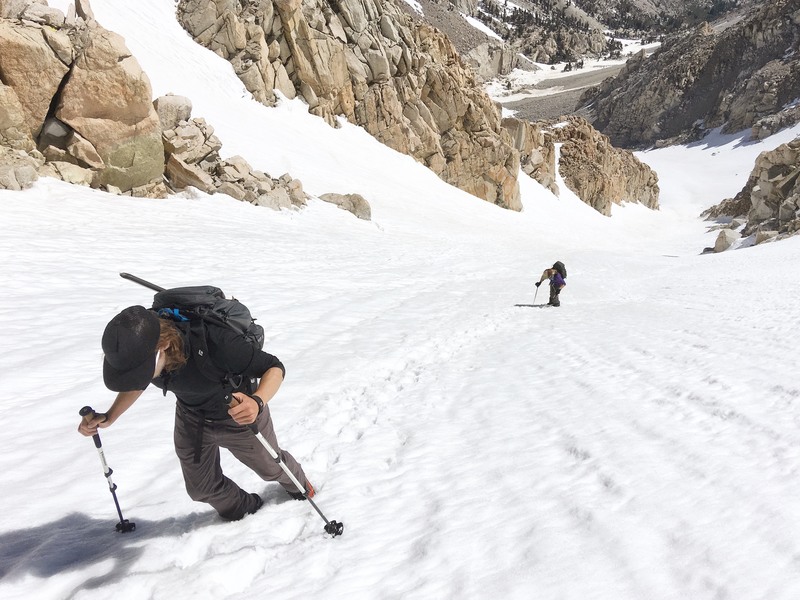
[{"xmin": 80, "ymin": 405, "xmax": 103, "ymax": 447}]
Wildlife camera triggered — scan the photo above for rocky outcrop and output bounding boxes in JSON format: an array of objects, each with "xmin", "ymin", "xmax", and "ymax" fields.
[
  {"xmin": 701, "ymin": 185, "xmax": 752, "ymax": 222},
  {"xmin": 0, "ymin": 1, "xmax": 165, "ymax": 194},
  {"xmin": 176, "ymin": 0, "xmax": 522, "ymax": 210},
  {"xmin": 449, "ymin": 0, "xmax": 477, "ymax": 15},
  {"xmin": 515, "ymin": 28, "xmax": 608, "ymax": 65},
  {"xmin": 463, "ymin": 42, "xmax": 517, "ymax": 82},
  {"xmin": 502, "ymin": 117, "xmax": 558, "ymax": 195},
  {"xmin": 155, "ymin": 94, "xmax": 308, "ymax": 209},
  {"xmin": 746, "ymin": 141, "xmax": 800, "ymax": 229},
  {"xmin": 580, "ymin": 0, "xmax": 800, "ymax": 147},
  {"xmin": 703, "ymin": 139, "xmax": 800, "ymax": 245},
  {"xmin": 0, "ymin": 1, "xmax": 334, "ymax": 211},
  {"xmin": 502, "ymin": 115, "xmax": 659, "ymax": 215},
  {"xmin": 751, "ymin": 103, "xmax": 800, "ymax": 141},
  {"xmin": 551, "ymin": 116, "xmax": 659, "ymax": 215}
]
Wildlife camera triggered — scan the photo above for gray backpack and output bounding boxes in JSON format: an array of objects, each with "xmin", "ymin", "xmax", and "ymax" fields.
[{"xmin": 152, "ymin": 286, "xmax": 265, "ymax": 350}]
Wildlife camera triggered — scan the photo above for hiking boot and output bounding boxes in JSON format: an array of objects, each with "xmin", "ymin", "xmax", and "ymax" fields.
[
  {"xmin": 220, "ymin": 492, "xmax": 262, "ymax": 521},
  {"xmin": 288, "ymin": 481, "xmax": 315, "ymax": 501},
  {"xmin": 248, "ymin": 492, "xmax": 263, "ymax": 514}
]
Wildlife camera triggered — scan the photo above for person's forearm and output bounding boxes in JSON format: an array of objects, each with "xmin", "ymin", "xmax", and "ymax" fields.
[
  {"xmin": 79, "ymin": 389, "xmax": 144, "ymax": 435},
  {"xmin": 253, "ymin": 366, "xmax": 284, "ymax": 404},
  {"xmin": 229, "ymin": 367, "xmax": 284, "ymax": 424},
  {"xmin": 106, "ymin": 390, "xmax": 145, "ymax": 424}
]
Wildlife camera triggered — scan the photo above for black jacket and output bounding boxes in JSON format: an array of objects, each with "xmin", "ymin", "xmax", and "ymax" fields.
[{"xmin": 151, "ymin": 321, "xmax": 284, "ymax": 420}]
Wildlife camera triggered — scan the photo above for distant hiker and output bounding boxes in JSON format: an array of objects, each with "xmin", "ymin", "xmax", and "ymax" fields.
[
  {"xmin": 78, "ymin": 305, "xmax": 314, "ymax": 521},
  {"xmin": 536, "ymin": 261, "xmax": 567, "ymax": 307}
]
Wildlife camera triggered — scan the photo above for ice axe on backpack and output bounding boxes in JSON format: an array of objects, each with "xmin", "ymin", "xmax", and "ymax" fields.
[
  {"xmin": 120, "ymin": 272, "xmax": 165, "ymax": 292},
  {"xmin": 79, "ymin": 406, "xmax": 136, "ymax": 533}
]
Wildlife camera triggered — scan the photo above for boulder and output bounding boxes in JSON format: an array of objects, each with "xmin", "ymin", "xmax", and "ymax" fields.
[
  {"xmin": 163, "ymin": 118, "xmax": 222, "ymax": 164},
  {"xmin": 0, "ymin": 0, "xmax": 30, "ymax": 19},
  {"xmin": 75, "ymin": 0, "xmax": 96, "ymax": 22},
  {"xmin": 755, "ymin": 229, "xmax": 779, "ymax": 244},
  {"xmin": 21, "ymin": 3, "xmax": 66, "ymax": 27},
  {"xmin": 42, "ymin": 27, "xmax": 75, "ymax": 65},
  {"xmin": 166, "ymin": 154, "xmax": 216, "ymax": 193},
  {"xmin": 0, "ymin": 165, "xmax": 22, "ymax": 190},
  {"xmin": 154, "ymin": 94, "xmax": 193, "ymax": 131},
  {"xmin": 284, "ymin": 177, "xmax": 307, "ymax": 206},
  {"xmin": 256, "ymin": 187, "xmax": 293, "ymax": 209},
  {"xmin": 66, "ymin": 132, "xmax": 104, "ymax": 169},
  {"xmin": 0, "ymin": 146, "xmax": 40, "ymax": 190},
  {"xmin": 0, "ymin": 22, "xmax": 70, "ymax": 138},
  {"xmin": 0, "ymin": 83, "xmax": 35, "ymax": 152},
  {"xmin": 714, "ymin": 229, "xmax": 738, "ymax": 252},
  {"xmin": 41, "ymin": 160, "xmax": 95, "ymax": 186},
  {"xmin": 0, "ymin": 156, "xmax": 39, "ymax": 192},
  {"xmin": 56, "ymin": 27, "xmax": 164, "ymax": 191},
  {"xmin": 319, "ymin": 192, "xmax": 371, "ymax": 220}
]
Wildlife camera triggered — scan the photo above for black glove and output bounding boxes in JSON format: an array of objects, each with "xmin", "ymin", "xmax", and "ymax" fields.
[{"xmin": 535, "ymin": 282, "xmax": 541, "ymax": 288}]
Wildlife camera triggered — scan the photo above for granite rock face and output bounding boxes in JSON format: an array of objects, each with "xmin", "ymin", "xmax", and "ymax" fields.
[
  {"xmin": 581, "ymin": 0, "xmax": 800, "ymax": 148},
  {"xmin": 176, "ymin": 0, "xmax": 522, "ymax": 210},
  {"xmin": 503, "ymin": 115, "xmax": 660, "ymax": 215}
]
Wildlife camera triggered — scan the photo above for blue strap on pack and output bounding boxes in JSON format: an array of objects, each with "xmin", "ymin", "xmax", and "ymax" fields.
[{"xmin": 156, "ymin": 307, "xmax": 190, "ymax": 322}]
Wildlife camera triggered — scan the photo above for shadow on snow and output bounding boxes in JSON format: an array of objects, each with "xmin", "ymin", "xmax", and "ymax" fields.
[
  {"xmin": 0, "ymin": 511, "xmax": 212, "ymax": 589},
  {"xmin": 0, "ymin": 485, "xmax": 292, "ymax": 597}
]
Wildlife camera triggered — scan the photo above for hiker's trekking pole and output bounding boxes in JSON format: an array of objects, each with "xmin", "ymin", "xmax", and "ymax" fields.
[
  {"xmin": 120, "ymin": 272, "xmax": 165, "ymax": 292},
  {"xmin": 248, "ymin": 423, "xmax": 344, "ymax": 537},
  {"xmin": 79, "ymin": 406, "xmax": 136, "ymax": 533},
  {"xmin": 533, "ymin": 283, "xmax": 540, "ymax": 305}
]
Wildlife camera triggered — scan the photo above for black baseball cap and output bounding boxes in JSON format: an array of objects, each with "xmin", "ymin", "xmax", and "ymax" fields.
[{"xmin": 102, "ymin": 305, "xmax": 160, "ymax": 391}]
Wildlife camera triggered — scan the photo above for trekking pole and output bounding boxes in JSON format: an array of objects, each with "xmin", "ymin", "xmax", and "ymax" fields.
[
  {"xmin": 248, "ymin": 423, "xmax": 344, "ymax": 537},
  {"xmin": 533, "ymin": 284, "xmax": 539, "ymax": 305},
  {"xmin": 120, "ymin": 272, "xmax": 165, "ymax": 292},
  {"xmin": 79, "ymin": 406, "xmax": 136, "ymax": 533}
]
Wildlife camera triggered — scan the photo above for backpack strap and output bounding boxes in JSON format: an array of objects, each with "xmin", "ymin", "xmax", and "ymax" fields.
[
  {"xmin": 186, "ymin": 321, "xmax": 227, "ymax": 383},
  {"xmin": 187, "ymin": 320, "xmax": 250, "ymax": 390}
]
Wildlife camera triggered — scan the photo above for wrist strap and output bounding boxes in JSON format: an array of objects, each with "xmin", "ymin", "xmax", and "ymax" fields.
[{"xmin": 251, "ymin": 395, "xmax": 264, "ymax": 415}]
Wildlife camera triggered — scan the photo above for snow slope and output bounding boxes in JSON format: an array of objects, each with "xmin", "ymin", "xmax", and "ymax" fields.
[{"xmin": 2, "ymin": 2, "xmax": 800, "ymax": 599}]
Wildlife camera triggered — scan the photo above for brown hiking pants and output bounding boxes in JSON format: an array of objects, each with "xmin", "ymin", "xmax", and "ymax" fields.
[
  {"xmin": 549, "ymin": 283, "xmax": 561, "ymax": 306},
  {"xmin": 174, "ymin": 402, "xmax": 309, "ymax": 520}
]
